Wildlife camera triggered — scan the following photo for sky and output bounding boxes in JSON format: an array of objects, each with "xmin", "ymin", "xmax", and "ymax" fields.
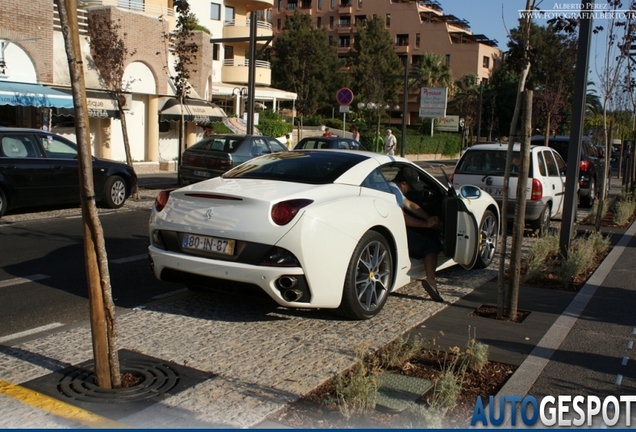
[{"xmin": 439, "ymin": 0, "xmax": 615, "ymax": 85}]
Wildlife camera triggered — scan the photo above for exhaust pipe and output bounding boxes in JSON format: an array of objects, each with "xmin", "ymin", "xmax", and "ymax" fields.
[
  {"xmin": 282, "ymin": 288, "xmax": 303, "ymax": 302},
  {"xmin": 278, "ymin": 276, "xmax": 298, "ymax": 289}
]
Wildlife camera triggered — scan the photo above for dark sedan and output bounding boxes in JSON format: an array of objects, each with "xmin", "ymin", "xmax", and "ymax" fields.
[
  {"xmin": 178, "ymin": 134, "xmax": 288, "ymax": 185},
  {"xmin": 293, "ymin": 136, "xmax": 365, "ymax": 151},
  {"xmin": 0, "ymin": 128, "xmax": 137, "ymax": 218}
]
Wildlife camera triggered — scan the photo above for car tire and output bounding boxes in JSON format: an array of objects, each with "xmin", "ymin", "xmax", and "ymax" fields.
[
  {"xmin": 337, "ymin": 231, "xmax": 393, "ymax": 320},
  {"xmin": 0, "ymin": 188, "xmax": 7, "ymax": 218},
  {"xmin": 474, "ymin": 209, "xmax": 498, "ymax": 269},
  {"xmin": 531, "ymin": 204, "xmax": 551, "ymax": 237},
  {"xmin": 103, "ymin": 176, "xmax": 127, "ymax": 209},
  {"xmin": 581, "ymin": 178, "xmax": 596, "ymax": 208}
]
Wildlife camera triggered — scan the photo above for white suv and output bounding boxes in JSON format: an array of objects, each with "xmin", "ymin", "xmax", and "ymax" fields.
[{"xmin": 451, "ymin": 143, "xmax": 567, "ymax": 235}]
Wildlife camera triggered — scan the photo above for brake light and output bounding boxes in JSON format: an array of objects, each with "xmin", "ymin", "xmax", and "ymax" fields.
[
  {"xmin": 271, "ymin": 199, "xmax": 313, "ymax": 225},
  {"xmin": 154, "ymin": 189, "xmax": 174, "ymax": 212},
  {"xmin": 579, "ymin": 160, "xmax": 589, "ymax": 172},
  {"xmin": 531, "ymin": 178, "xmax": 543, "ymax": 200}
]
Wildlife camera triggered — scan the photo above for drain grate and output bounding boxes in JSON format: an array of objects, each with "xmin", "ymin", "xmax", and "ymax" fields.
[
  {"xmin": 58, "ymin": 358, "xmax": 179, "ymax": 403},
  {"xmin": 21, "ymin": 349, "xmax": 214, "ymax": 419}
]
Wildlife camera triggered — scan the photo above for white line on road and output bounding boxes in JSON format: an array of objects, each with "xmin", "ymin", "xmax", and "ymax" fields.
[
  {"xmin": 628, "ymin": 340, "xmax": 634, "ymax": 350},
  {"xmin": 0, "ymin": 274, "xmax": 50, "ymax": 288},
  {"xmin": 622, "ymin": 356, "xmax": 629, "ymax": 366},
  {"xmin": 0, "ymin": 322, "xmax": 64, "ymax": 344},
  {"xmin": 616, "ymin": 374, "xmax": 623, "ymax": 386},
  {"xmin": 110, "ymin": 254, "xmax": 147, "ymax": 264}
]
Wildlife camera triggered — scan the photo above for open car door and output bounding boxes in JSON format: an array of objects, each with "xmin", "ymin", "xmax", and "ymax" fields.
[{"xmin": 442, "ymin": 195, "xmax": 480, "ymax": 270}]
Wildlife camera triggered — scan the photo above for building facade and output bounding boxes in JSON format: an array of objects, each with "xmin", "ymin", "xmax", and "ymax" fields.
[
  {"xmin": 270, "ymin": 0, "xmax": 502, "ymax": 124},
  {"xmin": 0, "ymin": 0, "xmax": 296, "ymax": 166}
]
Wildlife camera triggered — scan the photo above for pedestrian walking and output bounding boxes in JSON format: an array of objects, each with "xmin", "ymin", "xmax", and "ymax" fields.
[
  {"xmin": 384, "ymin": 128, "xmax": 397, "ymax": 155},
  {"xmin": 372, "ymin": 129, "xmax": 384, "ymax": 153}
]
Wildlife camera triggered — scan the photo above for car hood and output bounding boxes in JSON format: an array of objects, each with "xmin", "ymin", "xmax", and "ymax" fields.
[{"xmin": 153, "ymin": 177, "xmax": 359, "ymax": 245}]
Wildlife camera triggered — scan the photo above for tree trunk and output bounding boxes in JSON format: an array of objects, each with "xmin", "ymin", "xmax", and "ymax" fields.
[
  {"xmin": 55, "ymin": 0, "xmax": 120, "ymax": 389},
  {"xmin": 497, "ymin": 0, "xmax": 534, "ymax": 319},
  {"xmin": 507, "ymin": 90, "xmax": 533, "ymax": 320}
]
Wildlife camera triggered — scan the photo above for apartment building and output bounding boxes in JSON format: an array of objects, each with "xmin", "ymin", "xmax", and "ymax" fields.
[
  {"xmin": 271, "ymin": 0, "xmax": 501, "ymax": 124},
  {"xmin": 188, "ymin": 0, "xmax": 296, "ymax": 120}
]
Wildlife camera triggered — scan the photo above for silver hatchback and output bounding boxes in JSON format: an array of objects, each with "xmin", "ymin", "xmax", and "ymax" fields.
[{"xmin": 451, "ymin": 142, "xmax": 567, "ymax": 235}]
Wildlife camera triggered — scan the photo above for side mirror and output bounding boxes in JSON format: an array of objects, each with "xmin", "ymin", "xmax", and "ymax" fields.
[{"xmin": 460, "ymin": 185, "xmax": 482, "ymax": 199}]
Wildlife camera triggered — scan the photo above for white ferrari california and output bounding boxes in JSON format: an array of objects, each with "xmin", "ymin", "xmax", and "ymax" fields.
[{"xmin": 148, "ymin": 150, "xmax": 500, "ymax": 320}]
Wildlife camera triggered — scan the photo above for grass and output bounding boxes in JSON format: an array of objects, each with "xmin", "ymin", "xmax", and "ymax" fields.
[{"xmin": 612, "ymin": 193, "xmax": 636, "ymax": 225}]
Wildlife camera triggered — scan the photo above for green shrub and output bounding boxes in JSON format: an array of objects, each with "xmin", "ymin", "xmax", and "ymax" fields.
[
  {"xmin": 325, "ymin": 118, "xmax": 343, "ymax": 130},
  {"xmin": 613, "ymin": 193, "xmax": 636, "ymax": 225},
  {"xmin": 522, "ymin": 231, "xmax": 559, "ymax": 283},
  {"xmin": 258, "ymin": 118, "xmax": 292, "ymax": 138},
  {"xmin": 335, "ymin": 346, "xmax": 378, "ymax": 420},
  {"xmin": 210, "ymin": 121, "xmax": 232, "ymax": 134}
]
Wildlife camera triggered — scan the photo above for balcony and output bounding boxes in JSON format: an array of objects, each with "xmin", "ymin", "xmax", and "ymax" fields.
[
  {"xmin": 222, "ymin": 59, "xmax": 271, "ymax": 86},
  {"xmin": 338, "ymin": 1, "xmax": 353, "ymax": 13},
  {"xmin": 394, "ymin": 44, "xmax": 410, "ymax": 54},
  {"xmin": 223, "ymin": 20, "xmax": 273, "ymax": 42},
  {"xmin": 337, "ymin": 23, "xmax": 353, "ymax": 34},
  {"xmin": 78, "ymin": 0, "xmax": 175, "ymax": 19},
  {"xmin": 226, "ymin": 0, "xmax": 275, "ymax": 8}
]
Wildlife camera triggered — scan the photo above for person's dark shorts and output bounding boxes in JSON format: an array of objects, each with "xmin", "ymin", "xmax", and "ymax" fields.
[{"xmin": 406, "ymin": 229, "xmax": 441, "ymax": 259}]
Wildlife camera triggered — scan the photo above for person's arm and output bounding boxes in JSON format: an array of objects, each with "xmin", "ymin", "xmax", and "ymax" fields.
[{"xmin": 403, "ymin": 198, "xmax": 440, "ymax": 229}]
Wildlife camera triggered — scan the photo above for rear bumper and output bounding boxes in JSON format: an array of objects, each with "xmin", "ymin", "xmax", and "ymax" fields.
[{"xmin": 494, "ymin": 198, "xmax": 545, "ymax": 221}]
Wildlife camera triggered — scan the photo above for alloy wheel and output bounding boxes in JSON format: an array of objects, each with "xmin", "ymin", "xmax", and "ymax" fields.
[{"xmin": 354, "ymin": 240, "xmax": 391, "ymax": 312}]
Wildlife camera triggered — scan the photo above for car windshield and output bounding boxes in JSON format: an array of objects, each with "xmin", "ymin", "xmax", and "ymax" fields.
[
  {"xmin": 456, "ymin": 150, "xmax": 521, "ymax": 175},
  {"xmin": 223, "ymin": 151, "xmax": 368, "ymax": 184}
]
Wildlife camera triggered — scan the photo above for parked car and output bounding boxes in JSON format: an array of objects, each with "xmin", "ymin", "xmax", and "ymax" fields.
[
  {"xmin": 149, "ymin": 150, "xmax": 500, "ymax": 320},
  {"xmin": 178, "ymin": 134, "xmax": 288, "ymax": 185},
  {"xmin": 0, "ymin": 128, "xmax": 137, "ymax": 218},
  {"xmin": 293, "ymin": 136, "xmax": 365, "ymax": 151},
  {"xmin": 531, "ymin": 135, "xmax": 604, "ymax": 208},
  {"xmin": 451, "ymin": 142, "xmax": 567, "ymax": 235}
]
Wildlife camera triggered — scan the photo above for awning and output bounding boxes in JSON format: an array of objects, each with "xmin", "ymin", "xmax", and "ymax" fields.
[
  {"xmin": 53, "ymin": 89, "xmax": 120, "ymax": 119},
  {"xmin": 159, "ymin": 98, "xmax": 226, "ymax": 123},
  {"xmin": 0, "ymin": 81, "xmax": 74, "ymax": 109}
]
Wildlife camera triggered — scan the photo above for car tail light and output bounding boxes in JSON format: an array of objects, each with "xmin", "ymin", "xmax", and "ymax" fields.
[
  {"xmin": 271, "ymin": 199, "xmax": 313, "ymax": 225},
  {"xmin": 154, "ymin": 189, "xmax": 175, "ymax": 212},
  {"xmin": 531, "ymin": 178, "xmax": 543, "ymax": 200},
  {"xmin": 209, "ymin": 158, "xmax": 232, "ymax": 170},
  {"xmin": 579, "ymin": 159, "xmax": 589, "ymax": 172}
]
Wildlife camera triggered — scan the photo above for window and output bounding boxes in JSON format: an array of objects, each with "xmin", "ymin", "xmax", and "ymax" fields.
[
  {"xmin": 355, "ymin": 15, "xmax": 366, "ymax": 26},
  {"xmin": 386, "ymin": 14, "xmax": 390, "ymax": 27},
  {"xmin": 317, "ymin": 17, "xmax": 322, "ymax": 27},
  {"xmin": 483, "ymin": 55, "xmax": 490, "ymax": 68},
  {"xmin": 225, "ymin": 6, "xmax": 234, "ymax": 23},
  {"xmin": 224, "ymin": 45, "xmax": 234, "ymax": 60},
  {"xmin": 415, "ymin": 33, "xmax": 420, "ymax": 48},
  {"xmin": 329, "ymin": 16, "xmax": 334, "ymax": 29},
  {"xmin": 278, "ymin": 0, "xmax": 282, "ymax": 11},
  {"xmin": 445, "ymin": 54, "xmax": 450, "ymax": 66},
  {"xmin": 331, "ymin": 0, "xmax": 335, "ymax": 8},
  {"xmin": 543, "ymin": 151, "xmax": 559, "ymax": 177},
  {"xmin": 210, "ymin": 2, "xmax": 221, "ymax": 20},
  {"xmin": 339, "ymin": 16, "xmax": 351, "ymax": 28},
  {"xmin": 338, "ymin": 36, "xmax": 351, "ymax": 47},
  {"xmin": 396, "ymin": 34, "xmax": 409, "ymax": 46},
  {"xmin": 277, "ymin": 18, "xmax": 281, "ymax": 30},
  {"xmin": 358, "ymin": 0, "xmax": 363, "ymax": 7},
  {"xmin": 213, "ymin": 43, "xmax": 220, "ymax": 61},
  {"xmin": 318, "ymin": 0, "xmax": 323, "ymax": 9}
]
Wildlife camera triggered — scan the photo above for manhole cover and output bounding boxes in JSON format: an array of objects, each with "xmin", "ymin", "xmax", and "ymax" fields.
[
  {"xmin": 375, "ymin": 372, "xmax": 434, "ymax": 413},
  {"xmin": 21, "ymin": 349, "xmax": 214, "ymax": 419}
]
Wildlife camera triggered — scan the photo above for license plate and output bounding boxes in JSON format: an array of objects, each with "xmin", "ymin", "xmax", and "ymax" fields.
[
  {"xmin": 483, "ymin": 187, "xmax": 503, "ymax": 196},
  {"xmin": 193, "ymin": 170, "xmax": 211, "ymax": 178},
  {"xmin": 182, "ymin": 234, "xmax": 235, "ymax": 255}
]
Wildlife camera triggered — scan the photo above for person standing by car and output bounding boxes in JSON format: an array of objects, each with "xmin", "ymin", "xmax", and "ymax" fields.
[
  {"xmin": 389, "ymin": 167, "xmax": 442, "ymax": 296},
  {"xmin": 285, "ymin": 134, "xmax": 293, "ymax": 150},
  {"xmin": 384, "ymin": 129, "xmax": 397, "ymax": 155},
  {"xmin": 372, "ymin": 129, "xmax": 384, "ymax": 153},
  {"xmin": 351, "ymin": 125, "xmax": 360, "ymax": 141},
  {"xmin": 322, "ymin": 127, "xmax": 333, "ymax": 137}
]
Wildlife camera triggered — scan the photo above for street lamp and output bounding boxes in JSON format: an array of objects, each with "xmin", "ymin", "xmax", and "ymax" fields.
[{"xmin": 232, "ymin": 87, "xmax": 248, "ymax": 117}]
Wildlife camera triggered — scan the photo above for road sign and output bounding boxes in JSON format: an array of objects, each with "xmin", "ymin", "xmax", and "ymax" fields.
[
  {"xmin": 339, "ymin": 105, "xmax": 350, "ymax": 113},
  {"xmin": 336, "ymin": 88, "xmax": 354, "ymax": 106},
  {"xmin": 419, "ymin": 87, "xmax": 447, "ymax": 118}
]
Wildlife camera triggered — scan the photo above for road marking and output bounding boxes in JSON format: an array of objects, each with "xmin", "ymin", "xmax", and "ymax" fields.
[
  {"xmin": 616, "ymin": 374, "xmax": 623, "ymax": 386},
  {"xmin": 632, "ymin": 327, "xmax": 636, "ymax": 335},
  {"xmin": 622, "ymin": 356, "xmax": 629, "ymax": 366},
  {"xmin": 110, "ymin": 254, "xmax": 147, "ymax": 264},
  {"xmin": 628, "ymin": 341, "xmax": 633, "ymax": 350},
  {"xmin": 151, "ymin": 288, "xmax": 188, "ymax": 300},
  {"xmin": 0, "ymin": 379, "xmax": 130, "ymax": 428},
  {"xmin": 0, "ymin": 274, "xmax": 50, "ymax": 288},
  {"xmin": 0, "ymin": 323, "xmax": 64, "ymax": 344}
]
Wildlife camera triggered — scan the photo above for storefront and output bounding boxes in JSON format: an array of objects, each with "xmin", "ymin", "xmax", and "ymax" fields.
[{"xmin": 0, "ymin": 80, "xmax": 73, "ymax": 129}]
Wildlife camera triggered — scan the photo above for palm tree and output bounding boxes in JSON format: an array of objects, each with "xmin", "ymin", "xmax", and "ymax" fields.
[{"xmin": 411, "ymin": 53, "xmax": 455, "ymax": 92}]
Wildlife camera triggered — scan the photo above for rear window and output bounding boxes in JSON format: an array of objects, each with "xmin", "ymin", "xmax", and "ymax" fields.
[
  {"xmin": 456, "ymin": 150, "xmax": 522, "ymax": 175},
  {"xmin": 223, "ymin": 151, "xmax": 367, "ymax": 184},
  {"xmin": 190, "ymin": 137, "xmax": 242, "ymax": 153}
]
